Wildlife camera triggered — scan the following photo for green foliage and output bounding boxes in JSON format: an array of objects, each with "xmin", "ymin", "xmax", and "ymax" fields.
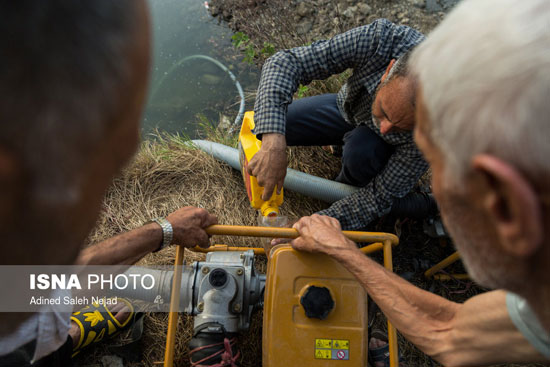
[
  {"xmin": 232, "ymin": 31, "xmax": 255, "ymax": 64},
  {"xmin": 232, "ymin": 32, "xmax": 277, "ymax": 65},
  {"xmin": 196, "ymin": 113, "xmax": 239, "ymax": 148},
  {"xmin": 243, "ymin": 47, "xmax": 256, "ymax": 64},
  {"xmin": 296, "ymin": 84, "xmax": 310, "ymax": 99},
  {"xmin": 231, "ymin": 31, "xmax": 249, "ymax": 48},
  {"xmin": 261, "ymin": 41, "xmax": 276, "ymax": 57}
]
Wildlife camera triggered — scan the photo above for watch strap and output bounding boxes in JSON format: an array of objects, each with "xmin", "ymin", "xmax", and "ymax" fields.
[{"xmin": 151, "ymin": 217, "xmax": 173, "ymax": 252}]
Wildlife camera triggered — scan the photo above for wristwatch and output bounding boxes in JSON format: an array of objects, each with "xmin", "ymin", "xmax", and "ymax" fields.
[{"xmin": 150, "ymin": 217, "xmax": 173, "ymax": 252}]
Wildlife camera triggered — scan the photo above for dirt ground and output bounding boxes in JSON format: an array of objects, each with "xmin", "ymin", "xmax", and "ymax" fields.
[
  {"xmin": 207, "ymin": 0, "xmax": 458, "ymax": 55},
  {"xmin": 76, "ymin": 1, "xmax": 546, "ymax": 367}
]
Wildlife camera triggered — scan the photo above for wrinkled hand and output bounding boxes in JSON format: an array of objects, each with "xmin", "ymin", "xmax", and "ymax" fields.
[
  {"xmin": 269, "ymin": 218, "xmax": 298, "ymax": 246},
  {"xmin": 290, "ymin": 215, "xmax": 356, "ymax": 257},
  {"xmin": 166, "ymin": 207, "xmax": 217, "ymax": 248},
  {"xmin": 247, "ymin": 133, "xmax": 287, "ymax": 201}
]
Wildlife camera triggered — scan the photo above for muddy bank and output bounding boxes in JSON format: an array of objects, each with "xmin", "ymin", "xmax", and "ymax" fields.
[{"xmin": 208, "ymin": 0, "xmax": 461, "ymax": 55}]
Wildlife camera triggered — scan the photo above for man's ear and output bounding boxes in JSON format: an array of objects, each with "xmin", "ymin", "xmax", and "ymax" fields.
[
  {"xmin": 472, "ymin": 154, "xmax": 543, "ymax": 257},
  {"xmin": 381, "ymin": 59, "xmax": 396, "ymax": 82}
]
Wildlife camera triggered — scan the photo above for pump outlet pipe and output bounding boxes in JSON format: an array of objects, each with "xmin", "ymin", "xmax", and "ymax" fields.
[{"xmin": 192, "ymin": 139, "xmax": 360, "ymax": 203}]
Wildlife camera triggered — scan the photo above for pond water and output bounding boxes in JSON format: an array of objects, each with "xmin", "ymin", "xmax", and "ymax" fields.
[{"xmin": 143, "ymin": 0, "xmax": 260, "ymax": 139}]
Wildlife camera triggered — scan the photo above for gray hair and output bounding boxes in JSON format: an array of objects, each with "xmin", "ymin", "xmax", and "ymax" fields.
[
  {"xmin": 377, "ymin": 48, "xmax": 417, "ymax": 107},
  {"xmin": 387, "ymin": 48, "xmax": 415, "ymax": 82},
  {"xmin": 0, "ymin": 0, "xmax": 140, "ymax": 203},
  {"xmin": 411, "ymin": 0, "xmax": 550, "ymax": 185}
]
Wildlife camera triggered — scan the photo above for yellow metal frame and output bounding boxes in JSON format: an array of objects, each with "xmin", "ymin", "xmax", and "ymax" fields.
[
  {"xmin": 424, "ymin": 251, "xmax": 469, "ymax": 280},
  {"xmin": 163, "ymin": 225, "xmax": 400, "ymax": 367}
]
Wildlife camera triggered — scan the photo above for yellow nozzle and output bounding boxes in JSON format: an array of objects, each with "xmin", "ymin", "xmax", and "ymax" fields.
[{"xmin": 260, "ymin": 202, "xmax": 279, "ymax": 217}]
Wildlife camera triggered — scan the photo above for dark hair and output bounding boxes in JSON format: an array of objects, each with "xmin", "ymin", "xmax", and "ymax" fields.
[{"xmin": 0, "ymin": 0, "xmax": 139, "ymax": 199}]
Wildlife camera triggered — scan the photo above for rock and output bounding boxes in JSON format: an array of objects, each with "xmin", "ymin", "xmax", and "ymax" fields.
[
  {"xmin": 426, "ymin": 0, "xmax": 443, "ymax": 12},
  {"xmin": 409, "ymin": 0, "xmax": 426, "ymax": 8},
  {"xmin": 337, "ymin": 0, "xmax": 349, "ymax": 11},
  {"xmin": 401, "ymin": 17, "xmax": 410, "ymax": 23},
  {"xmin": 322, "ymin": 26, "xmax": 333, "ymax": 36},
  {"xmin": 209, "ymin": 5, "xmax": 219, "ymax": 17},
  {"xmin": 342, "ymin": 5, "xmax": 357, "ymax": 18},
  {"xmin": 218, "ymin": 114, "xmax": 232, "ymax": 130},
  {"xmin": 356, "ymin": 3, "xmax": 372, "ymax": 16},
  {"xmin": 101, "ymin": 355, "xmax": 123, "ymax": 367},
  {"xmin": 296, "ymin": 19, "xmax": 313, "ymax": 35},
  {"xmin": 202, "ymin": 73, "xmax": 222, "ymax": 85},
  {"xmin": 222, "ymin": 9, "xmax": 232, "ymax": 21},
  {"xmin": 296, "ymin": 2, "xmax": 312, "ymax": 17}
]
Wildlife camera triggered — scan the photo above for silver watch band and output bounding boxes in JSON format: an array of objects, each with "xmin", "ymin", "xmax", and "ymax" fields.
[{"xmin": 152, "ymin": 217, "xmax": 173, "ymax": 252}]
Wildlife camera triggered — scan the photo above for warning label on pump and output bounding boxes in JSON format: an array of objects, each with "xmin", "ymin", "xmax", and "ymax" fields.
[
  {"xmin": 314, "ymin": 339, "xmax": 350, "ymax": 360},
  {"xmin": 315, "ymin": 349, "xmax": 331, "ymax": 359},
  {"xmin": 332, "ymin": 340, "xmax": 349, "ymax": 349},
  {"xmin": 315, "ymin": 339, "xmax": 332, "ymax": 349}
]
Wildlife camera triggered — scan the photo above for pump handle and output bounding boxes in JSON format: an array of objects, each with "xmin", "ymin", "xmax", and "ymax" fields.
[{"xmin": 205, "ymin": 224, "xmax": 398, "ymax": 245}]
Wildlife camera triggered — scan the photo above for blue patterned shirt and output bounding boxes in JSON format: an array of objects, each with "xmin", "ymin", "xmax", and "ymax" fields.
[{"xmin": 253, "ymin": 19, "xmax": 429, "ymax": 230}]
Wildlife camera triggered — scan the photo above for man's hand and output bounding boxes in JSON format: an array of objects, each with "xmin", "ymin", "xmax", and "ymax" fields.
[
  {"xmin": 291, "ymin": 214, "xmax": 358, "ymax": 258},
  {"xmin": 166, "ymin": 207, "xmax": 217, "ymax": 248},
  {"xmin": 247, "ymin": 133, "xmax": 287, "ymax": 201}
]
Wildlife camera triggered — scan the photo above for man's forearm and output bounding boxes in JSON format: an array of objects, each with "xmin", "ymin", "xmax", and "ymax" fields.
[
  {"xmin": 333, "ymin": 246, "xmax": 461, "ymax": 357},
  {"xmin": 333, "ymin": 247, "xmax": 546, "ymax": 365},
  {"xmin": 75, "ymin": 223, "xmax": 161, "ymax": 266}
]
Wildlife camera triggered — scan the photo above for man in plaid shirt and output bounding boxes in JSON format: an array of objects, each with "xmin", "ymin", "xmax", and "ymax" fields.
[{"xmin": 248, "ymin": 19, "xmax": 429, "ymax": 230}]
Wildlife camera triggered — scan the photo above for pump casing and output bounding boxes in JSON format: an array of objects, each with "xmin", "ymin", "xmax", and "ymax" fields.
[{"xmin": 263, "ymin": 246, "xmax": 369, "ymax": 366}]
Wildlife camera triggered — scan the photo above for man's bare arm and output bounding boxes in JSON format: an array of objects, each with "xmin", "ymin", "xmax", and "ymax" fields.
[
  {"xmin": 75, "ymin": 207, "xmax": 217, "ymax": 266},
  {"xmin": 291, "ymin": 214, "xmax": 545, "ymax": 365},
  {"xmin": 75, "ymin": 222, "xmax": 161, "ymax": 266}
]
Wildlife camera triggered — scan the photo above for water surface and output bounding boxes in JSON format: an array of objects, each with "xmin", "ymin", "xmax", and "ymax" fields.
[{"xmin": 143, "ymin": 0, "xmax": 259, "ymax": 138}]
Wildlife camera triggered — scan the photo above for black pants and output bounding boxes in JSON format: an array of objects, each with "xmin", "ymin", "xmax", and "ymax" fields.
[
  {"xmin": 285, "ymin": 93, "xmax": 394, "ymax": 187},
  {"xmin": 0, "ymin": 336, "xmax": 73, "ymax": 367}
]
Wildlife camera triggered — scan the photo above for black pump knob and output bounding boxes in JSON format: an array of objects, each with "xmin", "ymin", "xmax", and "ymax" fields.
[{"xmin": 300, "ymin": 286, "xmax": 334, "ymax": 320}]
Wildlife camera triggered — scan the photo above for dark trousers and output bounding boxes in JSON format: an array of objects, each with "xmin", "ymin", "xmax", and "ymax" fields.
[{"xmin": 285, "ymin": 94, "xmax": 394, "ymax": 186}]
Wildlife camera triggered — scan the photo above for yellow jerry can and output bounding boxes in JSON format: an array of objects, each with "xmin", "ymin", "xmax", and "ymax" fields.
[
  {"xmin": 238, "ymin": 111, "xmax": 284, "ymax": 217},
  {"xmin": 263, "ymin": 246, "xmax": 368, "ymax": 366}
]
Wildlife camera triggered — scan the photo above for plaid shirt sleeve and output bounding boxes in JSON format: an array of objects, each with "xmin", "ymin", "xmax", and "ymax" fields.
[
  {"xmin": 317, "ymin": 141, "xmax": 429, "ymax": 230},
  {"xmin": 253, "ymin": 19, "xmax": 407, "ymax": 137}
]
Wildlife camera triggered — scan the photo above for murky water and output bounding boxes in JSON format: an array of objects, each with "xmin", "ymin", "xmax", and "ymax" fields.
[{"xmin": 143, "ymin": 0, "xmax": 259, "ymax": 139}]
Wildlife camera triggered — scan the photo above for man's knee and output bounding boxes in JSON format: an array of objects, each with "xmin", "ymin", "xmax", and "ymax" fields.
[
  {"xmin": 339, "ymin": 127, "xmax": 394, "ymax": 185},
  {"xmin": 285, "ymin": 94, "xmax": 351, "ymax": 146}
]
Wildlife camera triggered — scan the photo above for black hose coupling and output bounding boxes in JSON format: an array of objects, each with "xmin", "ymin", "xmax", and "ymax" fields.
[{"xmin": 189, "ymin": 323, "xmax": 240, "ymax": 366}]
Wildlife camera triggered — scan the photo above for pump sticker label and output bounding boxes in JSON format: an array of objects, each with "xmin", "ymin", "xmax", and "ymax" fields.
[
  {"xmin": 314, "ymin": 339, "xmax": 350, "ymax": 360},
  {"xmin": 333, "ymin": 339, "xmax": 349, "ymax": 349},
  {"xmin": 315, "ymin": 339, "xmax": 332, "ymax": 349},
  {"xmin": 315, "ymin": 349, "xmax": 331, "ymax": 359}
]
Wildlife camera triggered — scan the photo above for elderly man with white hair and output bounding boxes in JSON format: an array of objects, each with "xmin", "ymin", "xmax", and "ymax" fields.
[{"xmin": 289, "ymin": 0, "xmax": 550, "ymax": 365}]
